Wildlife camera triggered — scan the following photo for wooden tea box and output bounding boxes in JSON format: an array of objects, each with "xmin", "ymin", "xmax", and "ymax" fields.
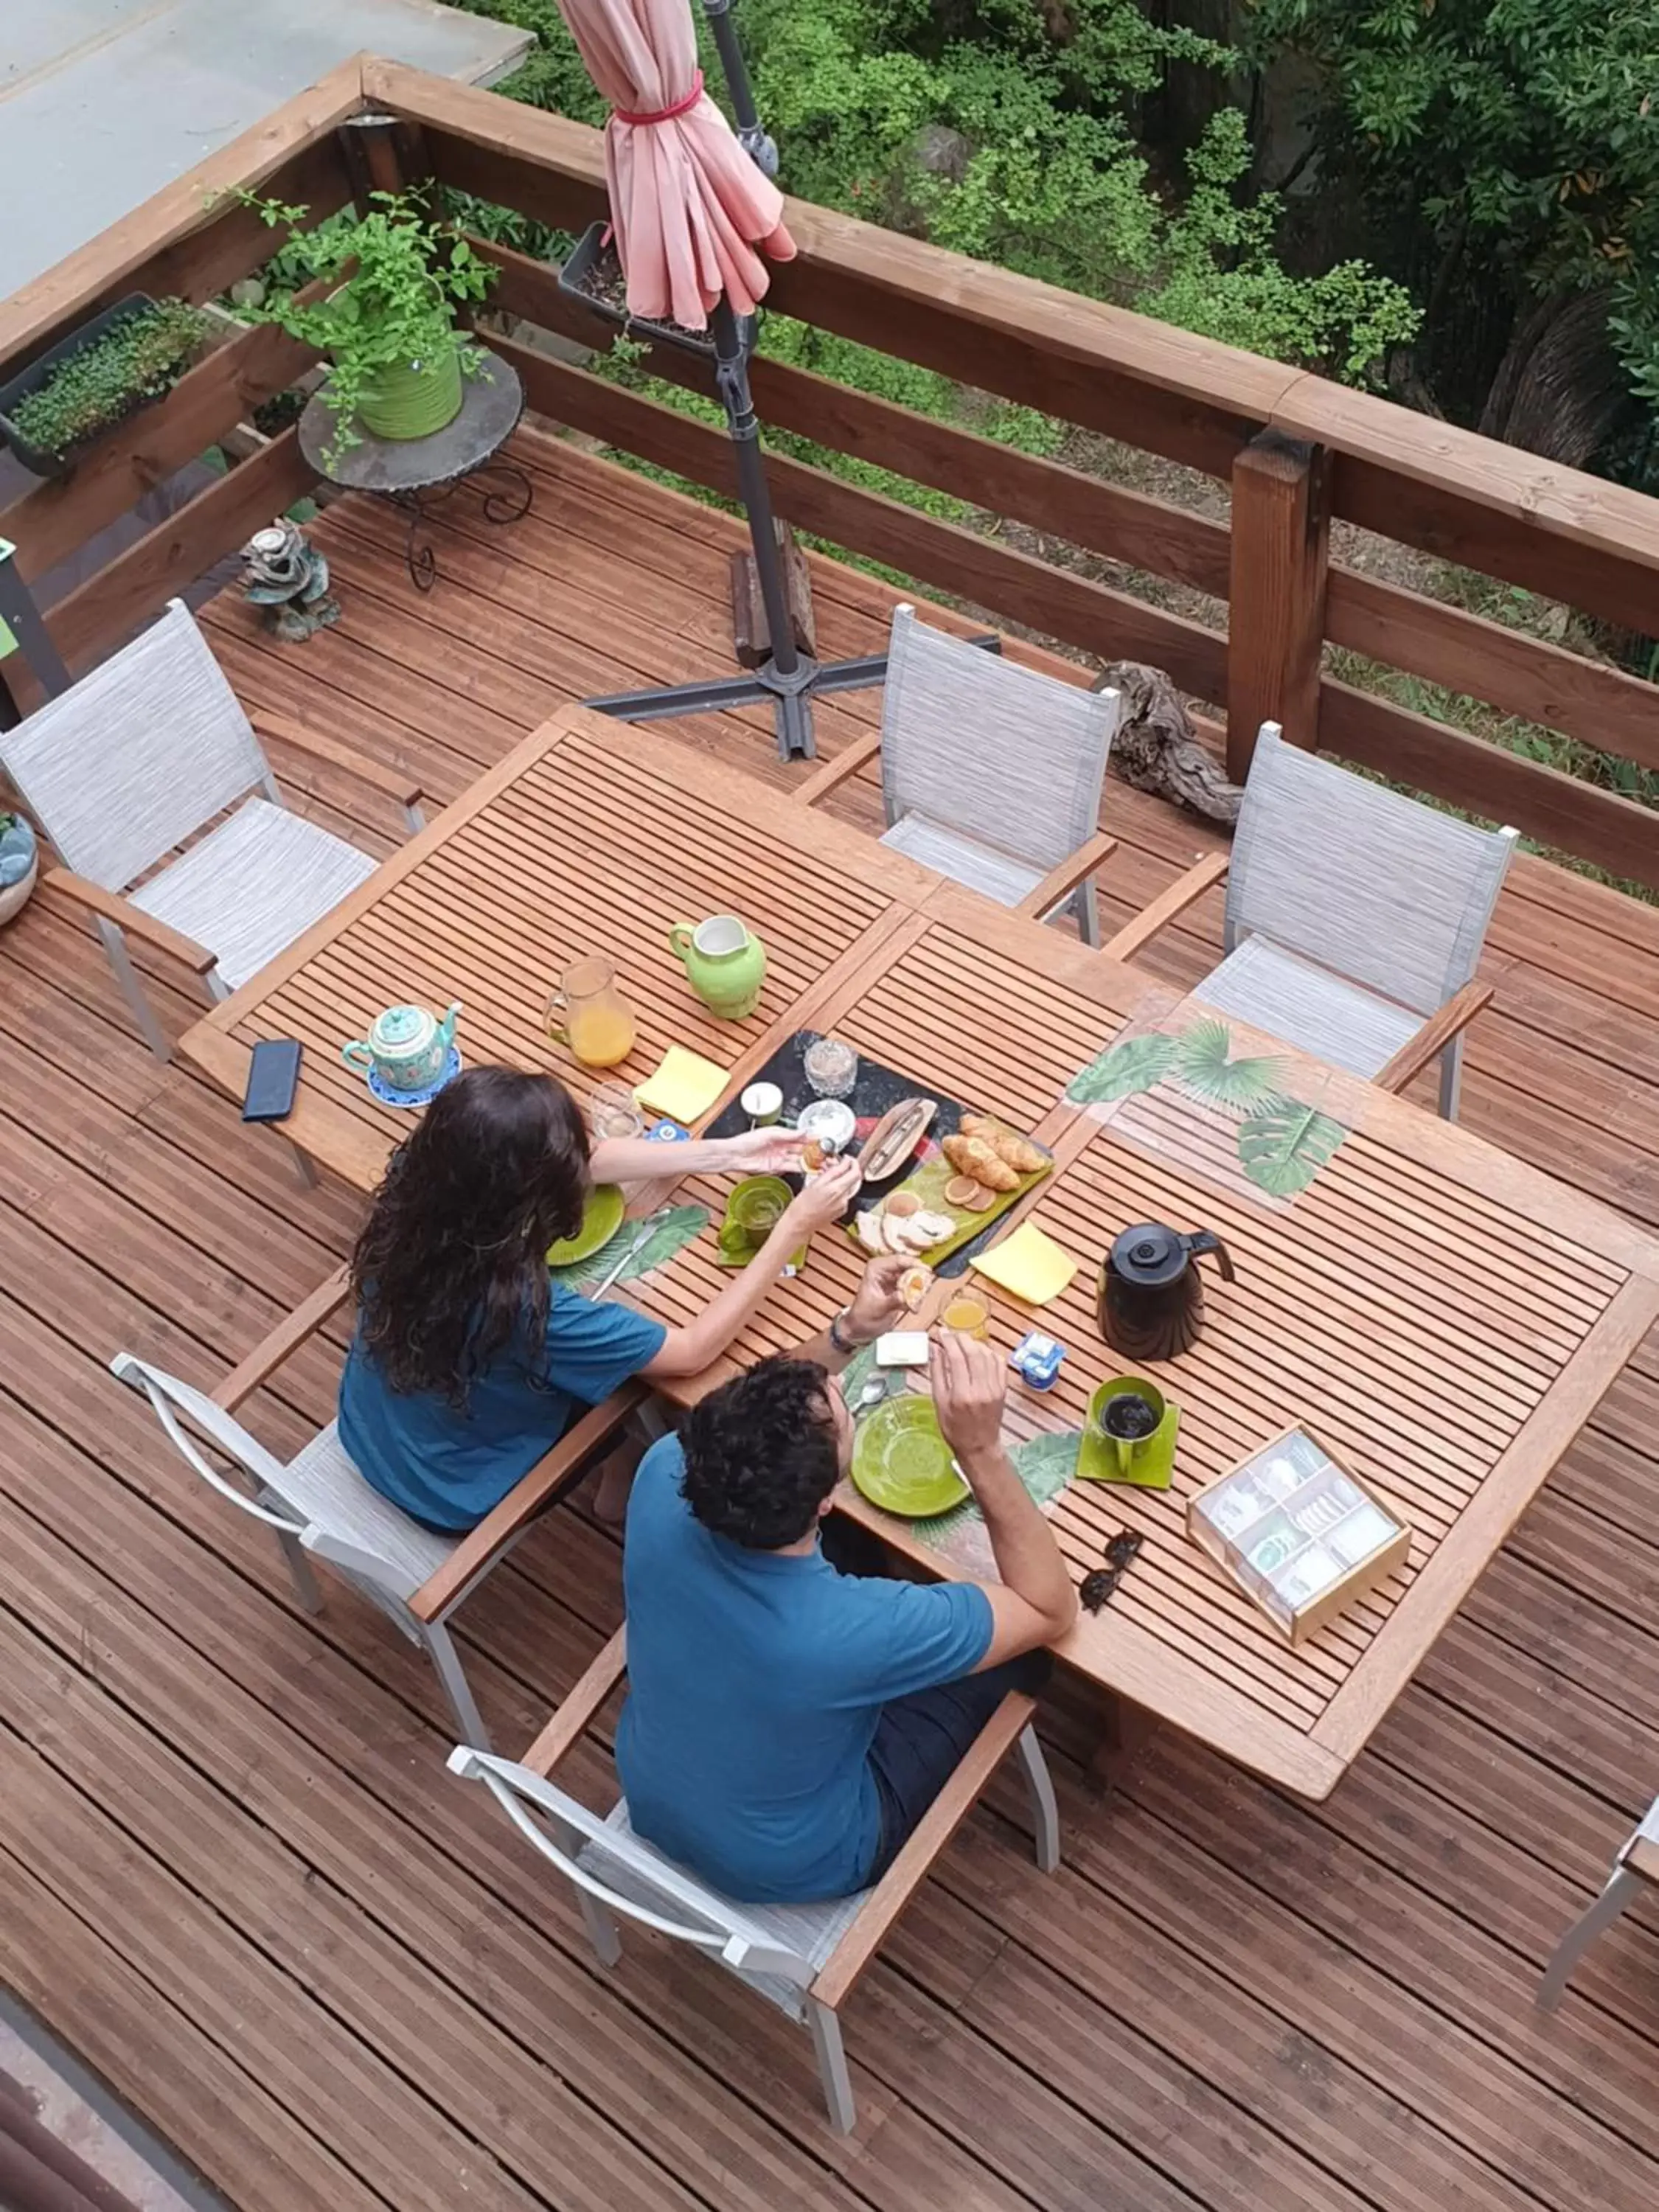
[{"xmin": 1187, "ymin": 1425, "xmax": 1410, "ymax": 1646}]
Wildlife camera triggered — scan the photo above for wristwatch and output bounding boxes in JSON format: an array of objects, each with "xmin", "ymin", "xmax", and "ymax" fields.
[{"xmin": 828, "ymin": 1304, "xmax": 865, "ymax": 1355}]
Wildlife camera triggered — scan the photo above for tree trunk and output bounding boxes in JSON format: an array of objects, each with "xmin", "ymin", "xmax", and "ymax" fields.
[{"xmin": 1478, "ymin": 288, "xmax": 1636, "ymax": 470}]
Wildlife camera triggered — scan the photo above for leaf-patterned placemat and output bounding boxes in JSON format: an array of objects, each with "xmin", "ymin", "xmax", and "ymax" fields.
[
  {"xmin": 909, "ymin": 1428, "xmax": 1082, "ymax": 1581},
  {"xmin": 1067, "ymin": 1009, "xmax": 1357, "ymax": 1208},
  {"xmin": 549, "ymin": 1202, "xmax": 711, "ymax": 1298}
]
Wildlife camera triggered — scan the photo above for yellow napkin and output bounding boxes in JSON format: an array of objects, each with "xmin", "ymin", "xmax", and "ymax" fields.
[
  {"xmin": 633, "ymin": 1045, "xmax": 731, "ymax": 1125},
  {"xmin": 970, "ymin": 1220, "xmax": 1078, "ymax": 1305}
]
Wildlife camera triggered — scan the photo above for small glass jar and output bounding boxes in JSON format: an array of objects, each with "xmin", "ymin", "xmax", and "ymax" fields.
[
  {"xmin": 802, "ymin": 1034, "xmax": 858, "ymax": 1099},
  {"xmin": 588, "ymin": 1080, "xmax": 644, "ymax": 1142}
]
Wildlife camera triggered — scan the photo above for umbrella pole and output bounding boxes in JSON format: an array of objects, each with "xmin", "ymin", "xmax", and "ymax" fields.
[
  {"xmin": 712, "ymin": 301, "xmax": 816, "ymax": 759},
  {"xmin": 700, "ymin": 0, "xmax": 778, "ymax": 178}
]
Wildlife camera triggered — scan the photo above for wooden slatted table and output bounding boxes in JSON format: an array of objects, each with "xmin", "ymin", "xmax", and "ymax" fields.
[
  {"xmin": 179, "ymin": 711, "xmax": 1659, "ymax": 1799},
  {"xmin": 180, "ymin": 708, "xmax": 937, "ymax": 1189}
]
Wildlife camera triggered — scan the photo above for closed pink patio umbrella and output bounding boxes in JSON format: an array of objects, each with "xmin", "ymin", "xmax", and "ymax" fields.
[
  {"xmin": 563, "ymin": 0, "xmax": 923, "ymax": 759},
  {"xmin": 555, "ymin": 0, "xmax": 795, "ymax": 330}
]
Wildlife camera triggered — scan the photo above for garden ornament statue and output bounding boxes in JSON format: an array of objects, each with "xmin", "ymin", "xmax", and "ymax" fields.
[{"xmin": 239, "ymin": 518, "xmax": 339, "ymax": 641}]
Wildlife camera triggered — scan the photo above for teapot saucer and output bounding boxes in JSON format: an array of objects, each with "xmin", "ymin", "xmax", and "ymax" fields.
[{"xmin": 365, "ymin": 1044, "xmax": 463, "ymax": 1109}]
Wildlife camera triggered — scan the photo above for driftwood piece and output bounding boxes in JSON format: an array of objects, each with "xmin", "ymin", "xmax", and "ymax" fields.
[
  {"xmin": 1093, "ymin": 660, "xmax": 1242, "ymax": 827},
  {"xmin": 730, "ymin": 523, "xmax": 817, "ymax": 668}
]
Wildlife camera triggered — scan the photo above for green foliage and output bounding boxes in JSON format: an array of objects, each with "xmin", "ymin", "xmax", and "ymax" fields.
[
  {"xmin": 450, "ymin": 0, "xmax": 1415, "ymax": 386},
  {"xmin": 10, "ymin": 298, "xmax": 206, "ymax": 459},
  {"xmin": 1136, "ymin": 111, "xmax": 1420, "ymax": 382},
  {"xmin": 1245, "ymin": 1, "xmax": 1659, "ymax": 409},
  {"xmin": 232, "ymin": 187, "xmax": 495, "ymax": 461},
  {"xmin": 742, "ymin": 0, "xmax": 1413, "ymax": 380}
]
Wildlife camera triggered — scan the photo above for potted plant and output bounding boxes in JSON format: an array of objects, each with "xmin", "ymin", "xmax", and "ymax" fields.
[
  {"xmin": 0, "ymin": 296, "xmax": 207, "ymax": 478},
  {"xmin": 234, "ymin": 187, "xmax": 495, "ymax": 464},
  {"xmin": 0, "ymin": 813, "xmax": 38, "ymax": 926}
]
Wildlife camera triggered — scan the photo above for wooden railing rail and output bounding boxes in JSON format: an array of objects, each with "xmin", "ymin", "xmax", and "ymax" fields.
[
  {"xmin": 466, "ymin": 238, "xmax": 1659, "ymax": 886},
  {"xmin": 0, "ymin": 57, "xmax": 1654, "ymax": 889}
]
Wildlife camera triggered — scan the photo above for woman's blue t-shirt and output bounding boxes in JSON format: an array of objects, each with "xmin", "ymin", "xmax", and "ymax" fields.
[{"xmin": 338, "ymin": 1287, "xmax": 666, "ymax": 1530}]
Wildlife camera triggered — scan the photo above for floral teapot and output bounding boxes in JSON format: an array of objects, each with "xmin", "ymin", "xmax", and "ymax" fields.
[{"xmin": 342, "ymin": 1000, "xmax": 459, "ymax": 1093}]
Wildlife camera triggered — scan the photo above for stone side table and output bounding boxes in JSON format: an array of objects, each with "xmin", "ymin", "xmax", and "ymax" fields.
[{"xmin": 299, "ymin": 349, "xmax": 532, "ymax": 591}]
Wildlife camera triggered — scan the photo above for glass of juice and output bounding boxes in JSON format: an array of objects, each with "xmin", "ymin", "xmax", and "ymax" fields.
[
  {"xmin": 939, "ymin": 1289, "xmax": 991, "ymax": 1340},
  {"xmin": 547, "ymin": 957, "xmax": 638, "ymax": 1069}
]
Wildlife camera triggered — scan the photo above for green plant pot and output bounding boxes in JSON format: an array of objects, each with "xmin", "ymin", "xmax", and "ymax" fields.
[{"xmin": 352, "ymin": 345, "xmax": 464, "ymax": 442}]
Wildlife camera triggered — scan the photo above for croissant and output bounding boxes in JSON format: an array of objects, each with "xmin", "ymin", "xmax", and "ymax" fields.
[
  {"xmin": 992, "ymin": 1131, "xmax": 1047, "ymax": 1175},
  {"xmin": 943, "ymin": 1133, "xmax": 1019, "ymax": 1191}
]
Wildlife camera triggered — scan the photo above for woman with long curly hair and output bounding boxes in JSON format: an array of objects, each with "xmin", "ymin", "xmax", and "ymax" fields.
[{"xmin": 338, "ymin": 1064, "xmax": 860, "ymax": 1531}]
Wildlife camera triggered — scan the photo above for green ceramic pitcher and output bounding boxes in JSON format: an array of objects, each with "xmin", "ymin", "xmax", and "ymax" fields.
[{"xmin": 669, "ymin": 914, "xmax": 767, "ymax": 1020}]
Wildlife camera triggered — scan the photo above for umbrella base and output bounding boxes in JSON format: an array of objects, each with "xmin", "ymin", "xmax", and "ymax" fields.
[{"xmin": 582, "ymin": 650, "xmax": 893, "ymax": 762}]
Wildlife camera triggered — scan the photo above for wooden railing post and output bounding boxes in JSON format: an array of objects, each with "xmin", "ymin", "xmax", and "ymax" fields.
[
  {"xmin": 337, "ymin": 112, "xmax": 431, "ymax": 204},
  {"xmin": 1227, "ymin": 429, "xmax": 1330, "ymax": 779}
]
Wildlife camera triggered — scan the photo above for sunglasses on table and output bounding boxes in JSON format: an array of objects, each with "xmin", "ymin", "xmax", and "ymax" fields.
[{"xmin": 1079, "ymin": 1528, "xmax": 1144, "ymax": 1614}]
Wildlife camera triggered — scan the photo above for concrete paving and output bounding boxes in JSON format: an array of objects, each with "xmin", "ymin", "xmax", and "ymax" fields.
[{"xmin": 0, "ymin": 0, "xmax": 531, "ymax": 299}]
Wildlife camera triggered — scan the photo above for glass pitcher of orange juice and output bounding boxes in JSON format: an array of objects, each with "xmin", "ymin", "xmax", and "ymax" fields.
[{"xmin": 547, "ymin": 957, "xmax": 638, "ymax": 1068}]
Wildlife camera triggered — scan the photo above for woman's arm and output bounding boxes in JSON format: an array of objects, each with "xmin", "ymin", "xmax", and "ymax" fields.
[
  {"xmin": 641, "ymin": 1158, "xmax": 862, "ymax": 1380},
  {"xmin": 591, "ymin": 1126, "xmax": 805, "ymax": 1185}
]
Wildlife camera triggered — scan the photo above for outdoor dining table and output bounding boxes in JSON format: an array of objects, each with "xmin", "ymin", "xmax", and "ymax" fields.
[{"xmin": 179, "ymin": 703, "xmax": 1659, "ymax": 1800}]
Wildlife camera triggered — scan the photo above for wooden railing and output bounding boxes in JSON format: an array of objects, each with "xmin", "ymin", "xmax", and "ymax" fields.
[{"xmin": 2, "ymin": 54, "xmax": 1658, "ymax": 889}]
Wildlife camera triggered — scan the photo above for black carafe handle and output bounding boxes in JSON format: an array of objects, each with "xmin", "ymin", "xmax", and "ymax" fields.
[{"xmin": 1186, "ymin": 1229, "xmax": 1235, "ymax": 1284}]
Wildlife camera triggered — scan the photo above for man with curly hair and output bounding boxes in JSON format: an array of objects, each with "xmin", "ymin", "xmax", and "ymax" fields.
[{"xmin": 617, "ymin": 1257, "xmax": 1077, "ymax": 1904}]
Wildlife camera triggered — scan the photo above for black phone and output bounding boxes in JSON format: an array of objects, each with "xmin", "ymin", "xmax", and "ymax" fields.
[{"xmin": 242, "ymin": 1037, "xmax": 303, "ymax": 1123}]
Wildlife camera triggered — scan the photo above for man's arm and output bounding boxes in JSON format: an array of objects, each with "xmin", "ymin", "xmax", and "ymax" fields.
[
  {"xmin": 931, "ymin": 1333, "xmax": 1078, "ymax": 1666},
  {"xmin": 793, "ymin": 1254, "xmax": 911, "ymax": 1375}
]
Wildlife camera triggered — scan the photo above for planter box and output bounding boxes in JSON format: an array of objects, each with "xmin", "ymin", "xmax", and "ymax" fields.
[
  {"xmin": 558, "ymin": 220, "xmax": 754, "ymax": 364},
  {"xmin": 0, "ymin": 292, "xmax": 174, "ymax": 478}
]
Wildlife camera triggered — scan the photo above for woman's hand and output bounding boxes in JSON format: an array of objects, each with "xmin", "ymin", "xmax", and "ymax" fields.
[
  {"xmin": 779, "ymin": 1155, "xmax": 861, "ymax": 1242},
  {"xmin": 720, "ymin": 1127, "xmax": 808, "ymax": 1175},
  {"xmin": 846, "ymin": 1253, "xmax": 910, "ymax": 1344}
]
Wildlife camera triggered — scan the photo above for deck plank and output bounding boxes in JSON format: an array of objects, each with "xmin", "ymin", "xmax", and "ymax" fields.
[{"xmin": 2, "ymin": 425, "xmax": 1658, "ymax": 2211}]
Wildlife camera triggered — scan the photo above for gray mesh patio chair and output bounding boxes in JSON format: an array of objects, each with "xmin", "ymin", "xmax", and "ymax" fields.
[
  {"xmin": 801, "ymin": 605, "xmax": 1120, "ymax": 943},
  {"xmin": 0, "ymin": 597, "xmax": 425, "ymax": 1062},
  {"xmin": 1102, "ymin": 723, "xmax": 1516, "ymax": 1119},
  {"xmin": 451, "ymin": 1627, "xmax": 1061, "ymax": 2133},
  {"xmin": 1539, "ymin": 1793, "xmax": 1659, "ymax": 2010},
  {"xmin": 111, "ymin": 1271, "xmax": 645, "ymax": 1753}
]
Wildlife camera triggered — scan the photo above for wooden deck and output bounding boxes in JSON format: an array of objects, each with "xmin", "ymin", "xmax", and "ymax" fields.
[{"xmin": 4, "ymin": 424, "xmax": 1659, "ymax": 2212}]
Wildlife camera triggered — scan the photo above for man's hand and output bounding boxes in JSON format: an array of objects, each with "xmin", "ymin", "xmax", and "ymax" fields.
[
  {"xmin": 721, "ymin": 1127, "xmax": 807, "ymax": 1175},
  {"xmin": 779, "ymin": 1155, "xmax": 861, "ymax": 1240},
  {"xmin": 931, "ymin": 1329, "xmax": 1009, "ymax": 1471},
  {"xmin": 846, "ymin": 1254, "xmax": 909, "ymax": 1344}
]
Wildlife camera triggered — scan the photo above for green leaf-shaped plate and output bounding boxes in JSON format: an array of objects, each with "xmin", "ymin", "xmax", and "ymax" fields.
[
  {"xmin": 546, "ymin": 1183, "xmax": 626, "ymax": 1267},
  {"xmin": 852, "ymin": 1395, "xmax": 970, "ymax": 1518}
]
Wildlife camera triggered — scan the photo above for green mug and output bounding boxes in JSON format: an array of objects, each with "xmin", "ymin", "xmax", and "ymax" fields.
[
  {"xmin": 669, "ymin": 914, "xmax": 767, "ymax": 1020},
  {"xmin": 1080, "ymin": 1376, "xmax": 1178, "ymax": 1489}
]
